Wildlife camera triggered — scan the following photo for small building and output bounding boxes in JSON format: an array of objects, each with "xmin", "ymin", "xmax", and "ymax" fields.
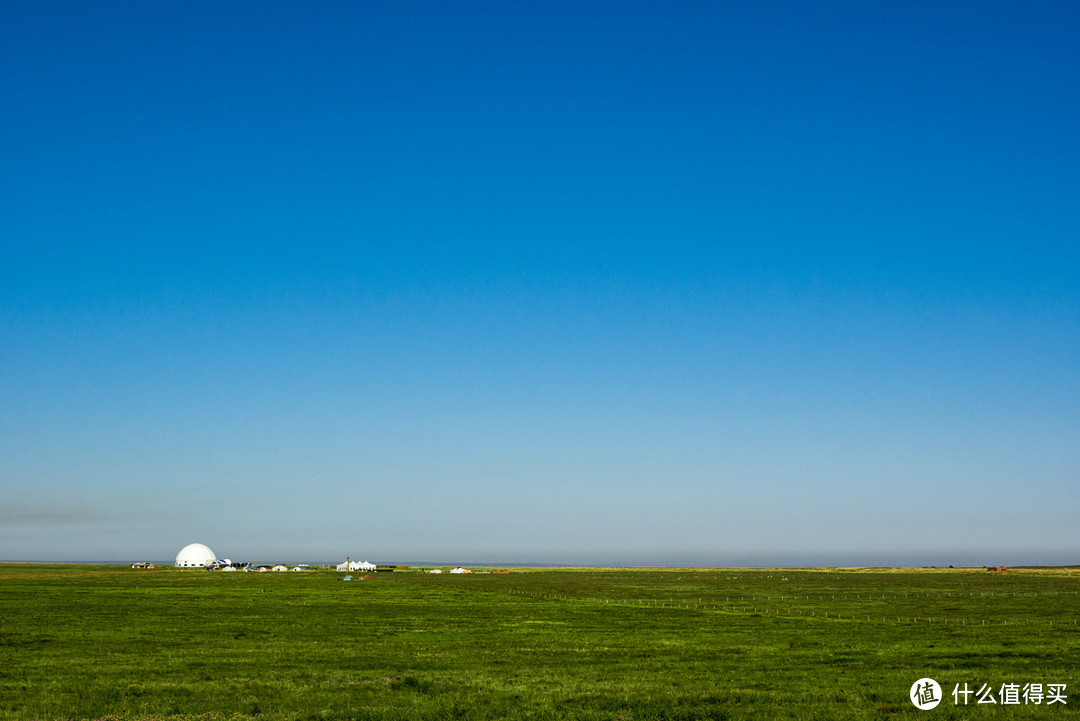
[{"xmin": 271, "ymin": 565, "xmax": 288, "ymax": 572}]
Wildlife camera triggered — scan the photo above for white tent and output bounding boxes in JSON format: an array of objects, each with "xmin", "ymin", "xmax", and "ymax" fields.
[
  {"xmin": 336, "ymin": 559, "xmax": 377, "ymax": 572},
  {"xmin": 175, "ymin": 543, "xmax": 216, "ymax": 568},
  {"xmin": 450, "ymin": 567, "xmax": 470, "ymax": 574}
]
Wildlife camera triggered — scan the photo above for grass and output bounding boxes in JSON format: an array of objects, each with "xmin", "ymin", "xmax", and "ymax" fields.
[{"xmin": 0, "ymin": 564, "xmax": 1077, "ymax": 720}]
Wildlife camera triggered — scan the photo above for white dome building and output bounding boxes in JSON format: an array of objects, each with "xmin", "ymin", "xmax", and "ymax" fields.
[{"xmin": 175, "ymin": 543, "xmax": 217, "ymax": 568}]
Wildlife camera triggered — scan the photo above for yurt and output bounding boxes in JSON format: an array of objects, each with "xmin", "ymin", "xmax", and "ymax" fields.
[{"xmin": 175, "ymin": 543, "xmax": 216, "ymax": 568}]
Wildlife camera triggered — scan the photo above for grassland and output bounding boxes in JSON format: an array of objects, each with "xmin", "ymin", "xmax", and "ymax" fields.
[{"xmin": 0, "ymin": 564, "xmax": 1077, "ymax": 720}]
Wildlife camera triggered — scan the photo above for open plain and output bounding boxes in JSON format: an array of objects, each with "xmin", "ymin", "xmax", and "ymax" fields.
[{"xmin": 1, "ymin": 564, "xmax": 1077, "ymax": 720}]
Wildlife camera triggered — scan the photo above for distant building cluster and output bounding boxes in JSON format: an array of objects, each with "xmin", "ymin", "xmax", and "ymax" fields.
[
  {"xmin": 136, "ymin": 543, "xmax": 502, "ymax": 576},
  {"xmin": 163, "ymin": 543, "xmax": 309, "ymax": 572}
]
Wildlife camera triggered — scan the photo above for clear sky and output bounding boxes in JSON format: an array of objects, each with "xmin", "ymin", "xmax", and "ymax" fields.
[{"xmin": 2, "ymin": 2, "xmax": 1078, "ymax": 566}]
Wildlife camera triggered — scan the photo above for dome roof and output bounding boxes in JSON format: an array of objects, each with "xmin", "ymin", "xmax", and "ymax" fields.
[{"xmin": 175, "ymin": 543, "xmax": 216, "ymax": 567}]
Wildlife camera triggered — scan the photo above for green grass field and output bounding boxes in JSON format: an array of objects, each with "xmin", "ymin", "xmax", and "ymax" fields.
[{"xmin": 1, "ymin": 564, "xmax": 1077, "ymax": 720}]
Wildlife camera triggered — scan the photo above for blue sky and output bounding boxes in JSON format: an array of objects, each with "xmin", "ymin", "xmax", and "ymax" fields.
[{"xmin": 2, "ymin": 2, "xmax": 1078, "ymax": 565}]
